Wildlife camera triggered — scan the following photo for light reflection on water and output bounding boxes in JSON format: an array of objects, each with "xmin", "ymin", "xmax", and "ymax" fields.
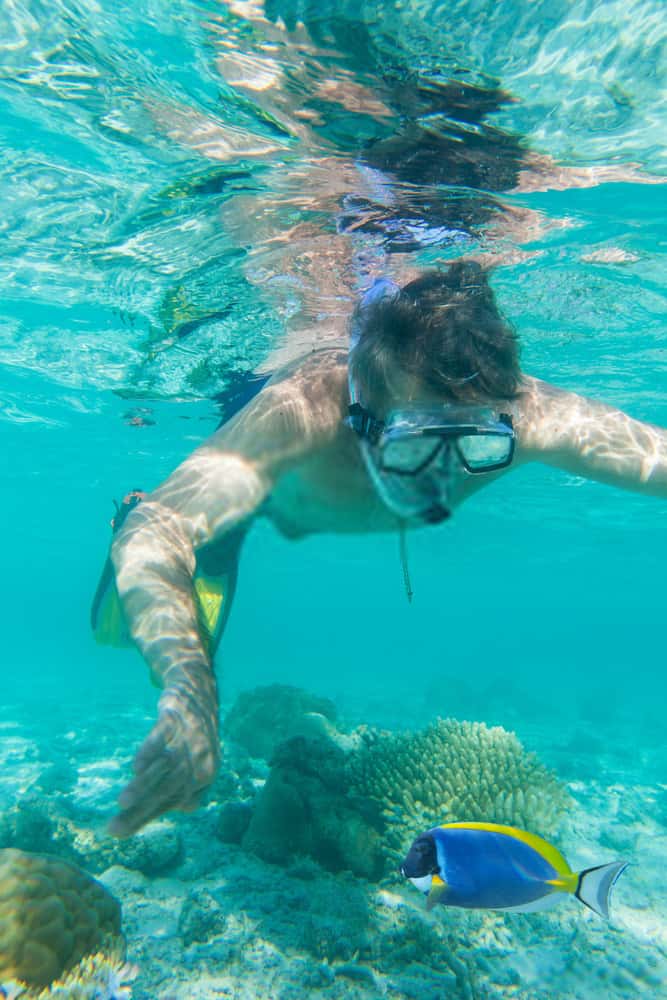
[{"xmin": 0, "ymin": 0, "xmax": 664, "ymax": 410}]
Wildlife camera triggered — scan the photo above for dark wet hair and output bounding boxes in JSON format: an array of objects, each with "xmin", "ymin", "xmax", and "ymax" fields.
[{"xmin": 350, "ymin": 261, "xmax": 521, "ymax": 405}]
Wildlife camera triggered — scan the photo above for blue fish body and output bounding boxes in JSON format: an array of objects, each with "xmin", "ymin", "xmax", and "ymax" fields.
[
  {"xmin": 401, "ymin": 821, "xmax": 628, "ymax": 918},
  {"xmin": 431, "ymin": 825, "xmax": 562, "ymax": 910}
]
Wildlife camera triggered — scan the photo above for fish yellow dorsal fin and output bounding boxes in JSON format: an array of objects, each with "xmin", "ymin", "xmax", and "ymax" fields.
[{"xmin": 438, "ymin": 821, "xmax": 572, "ymax": 877}]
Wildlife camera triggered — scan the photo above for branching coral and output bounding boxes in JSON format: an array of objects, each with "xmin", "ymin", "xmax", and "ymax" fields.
[
  {"xmin": 0, "ymin": 850, "xmax": 123, "ymax": 989},
  {"xmin": 346, "ymin": 718, "xmax": 570, "ymax": 864}
]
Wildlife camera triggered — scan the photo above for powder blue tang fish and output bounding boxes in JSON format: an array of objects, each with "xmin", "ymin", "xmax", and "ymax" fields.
[{"xmin": 401, "ymin": 822, "xmax": 628, "ymax": 918}]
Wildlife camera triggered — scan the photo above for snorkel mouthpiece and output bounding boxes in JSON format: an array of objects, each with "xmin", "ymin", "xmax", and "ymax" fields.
[{"xmin": 423, "ymin": 503, "xmax": 451, "ymax": 525}]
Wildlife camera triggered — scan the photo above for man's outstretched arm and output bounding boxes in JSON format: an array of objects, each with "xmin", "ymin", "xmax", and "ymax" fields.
[
  {"xmin": 516, "ymin": 376, "xmax": 667, "ymax": 496},
  {"xmin": 108, "ymin": 449, "xmax": 268, "ymax": 837},
  {"xmin": 109, "ymin": 361, "xmax": 339, "ymax": 835}
]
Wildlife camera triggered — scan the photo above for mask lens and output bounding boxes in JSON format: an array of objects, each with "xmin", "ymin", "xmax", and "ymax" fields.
[
  {"xmin": 381, "ymin": 437, "xmax": 442, "ymax": 474},
  {"xmin": 458, "ymin": 434, "xmax": 512, "ymax": 470}
]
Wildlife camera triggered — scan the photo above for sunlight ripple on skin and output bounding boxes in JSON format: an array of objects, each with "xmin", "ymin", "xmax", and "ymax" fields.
[{"xmin": 518, "ymin": 379, "xmax": 667, "ymax": 492}]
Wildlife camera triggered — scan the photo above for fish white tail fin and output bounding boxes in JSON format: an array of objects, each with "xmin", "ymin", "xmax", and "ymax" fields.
[{"xmin": 575, "ymin": 861, "xmax": 628, "ymax": 918}]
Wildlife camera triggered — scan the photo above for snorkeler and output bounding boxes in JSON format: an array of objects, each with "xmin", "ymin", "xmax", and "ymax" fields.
[{"xmin": 101, "ymin": 260, "xmax": 667, "ymax": 836}]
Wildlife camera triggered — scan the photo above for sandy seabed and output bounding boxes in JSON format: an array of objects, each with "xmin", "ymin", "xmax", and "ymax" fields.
[{"xmin": 1, "ymin": 702, "xmax": 665, "ymax": 1000}]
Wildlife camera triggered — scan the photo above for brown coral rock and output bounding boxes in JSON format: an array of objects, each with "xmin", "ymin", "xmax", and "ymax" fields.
[
  {"xmin": 223, "ymin": 684, "xmax": 338, "ymax": 760},
  {"xmin": 0, "ymin": 848, "xmax": 122, "ymax": 988}
]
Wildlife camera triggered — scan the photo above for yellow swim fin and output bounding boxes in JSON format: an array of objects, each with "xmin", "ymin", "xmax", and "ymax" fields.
[
  {"xmin": 91, "ymin": 490, "xmax": 245, "ymax": 657},
  {"xmin": 194, "ymin": 573, "xmax": 227, "ymax": 654},
  {"xmin": 191, "ymin": 528, "xmax": 245, "ymax": 655},
  {"xmin": 91, "ymin": 570, "xmax": 133, "ymax": 648},
  {"xmin": 91, "ymin": 491, "xmax": 147, "ymax": 648}
]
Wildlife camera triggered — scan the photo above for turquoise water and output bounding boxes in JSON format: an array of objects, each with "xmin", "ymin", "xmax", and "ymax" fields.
[{"xmin": 1, "ymin": 2, "xmax": 666, "ymax": 997}]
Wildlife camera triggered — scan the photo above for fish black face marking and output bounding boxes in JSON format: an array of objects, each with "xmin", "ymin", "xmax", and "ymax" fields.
[{"xmin": 401, "ymin": 833, "xmax": 438, "ymax": 878}]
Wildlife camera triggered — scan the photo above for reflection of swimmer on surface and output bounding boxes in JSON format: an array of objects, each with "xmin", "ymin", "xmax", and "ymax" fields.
[
  {"xmin": 154, "ymin": 2, "xmax": 662, "ymax": 371},
  {"xmin": 100, "ymin": 258, "xmax": 667, "ymax": 837}
]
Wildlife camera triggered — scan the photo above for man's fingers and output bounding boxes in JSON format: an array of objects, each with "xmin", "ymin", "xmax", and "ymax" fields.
[
  {"xmin": 119, "ymin": 746, "xmax": 189, "ymax": 813},
  {"xmin": 118, "ymin": 755, "xmax": 176, "ymax": 808},
  {"xmin": 110, "ymin": 774, "xmax": 200, "ymax": 837},
  {"xmin": 108, "ymin": 810, "xmax": 142, "ymax": 839},
  {"xmin": 109, "ymin": 707, "xmax": 215, "ymax": 837},
  {"xmin": 109, "ymin": 726, "xmax": 196, "ymax": 837},
  {"xmin": 110, "ymin": 775, "xmax": 179, "ymax": 837},
  {"xmin": 108, "ymin": 790, "xmax": 157, "ymax": 837},
  {"xmin": 133, "ymin": 723, "xmax": 171, "ymax": 774}
]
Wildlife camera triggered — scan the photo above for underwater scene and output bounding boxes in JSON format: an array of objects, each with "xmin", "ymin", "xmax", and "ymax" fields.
[{"xmin": 1, "ymin": 1, "xmax": 666, "ymax": 997}]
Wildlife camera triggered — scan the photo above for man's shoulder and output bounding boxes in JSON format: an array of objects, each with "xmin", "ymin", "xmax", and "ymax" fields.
[
  {"xmin": 264, "ymin": 348, "xmax": 348, "ymax": 413},
  {"xmin": 511, "ymin": 374, "xmax": 585, "ymax": 457},
  {"xmin": 514, "ymin": 375, "xmax": 580, "ymax": 417},
  {"xmin": 271, "ymin": 347, "xmax": 348, "ymax": 384},
  {"xmin": 216, "ymin": 348, "xmax": 348, "ymax": 458}
]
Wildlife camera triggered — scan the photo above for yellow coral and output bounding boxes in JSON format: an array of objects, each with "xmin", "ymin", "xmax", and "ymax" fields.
[
  {"xmin": 0, "ymin": 850, "xmax": 123, "ymax": 989},
  {"xmin": 41, "ymin": 955, "xmax": 134, "ymax": 999},
  {"xmin": 1, "ymin": 953, "xmax": 135, "ymax": 999}
]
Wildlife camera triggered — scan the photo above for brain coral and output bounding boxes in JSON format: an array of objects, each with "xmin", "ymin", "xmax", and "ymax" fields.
[
  {"xmin": 346, "ymin": 718, "xmax": 570, "ymax": 865},
  {"xmin": 0, "ymin": 849, "xmax": 123, "ymax": 989}
]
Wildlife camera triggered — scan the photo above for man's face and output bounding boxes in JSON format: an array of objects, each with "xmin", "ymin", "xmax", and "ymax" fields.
[
  {"xmin": 353, "ymin": 370, "xmax": 468, "ymax": 522},
  {"xmin": 349, "ymin": 364, "xmax": 514, "ymax": 522}
]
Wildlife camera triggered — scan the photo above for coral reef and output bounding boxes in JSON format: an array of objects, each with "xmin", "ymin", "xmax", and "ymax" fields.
[
  {"xmin": 215, "ymin": 800, "xmax": 254, "ymax": 845},
  {"xmin": 178, "ymin": 888, "xmax": 227, "ymax": 947},
  {"xmin": 242, "ymin": 718, "xmax": 569, "ymax": 876},
  {"xmin": 347, "ymin": 718, "xmax": 571, "ymax": 863},
  {"xmin": 0, "ymin": 850, "xmax": 123, "ymax": 989},
  {"xmin": 2, "ymin": 705, "xmax": 664, "ymax": 1000},
  {"xmin": 0, "ymin": 799, "xmax": 183, "ymax": 880},
  {"xmin": 242, "ymin": 737, "xmax": 385, "ymax": 879},
  {"xmin": 223, "ymin": 684, "xmax": 339, "ymax": 760}
]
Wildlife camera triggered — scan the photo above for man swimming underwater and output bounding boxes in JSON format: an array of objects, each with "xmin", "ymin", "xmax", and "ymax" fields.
[{"xmin": 104, "ymin": 260, "xmax": 667, "ymax": 836}]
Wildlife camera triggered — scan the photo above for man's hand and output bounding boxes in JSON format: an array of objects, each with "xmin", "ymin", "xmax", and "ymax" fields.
[{"xmin": 109, "ymin": 691, "xmax": 220, "ymax": 838}]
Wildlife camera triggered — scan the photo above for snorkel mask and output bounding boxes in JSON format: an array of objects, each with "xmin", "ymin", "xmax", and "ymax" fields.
[{"xmin": 346, "ymin": 279, "xmax": 515, "ymax": 523}]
